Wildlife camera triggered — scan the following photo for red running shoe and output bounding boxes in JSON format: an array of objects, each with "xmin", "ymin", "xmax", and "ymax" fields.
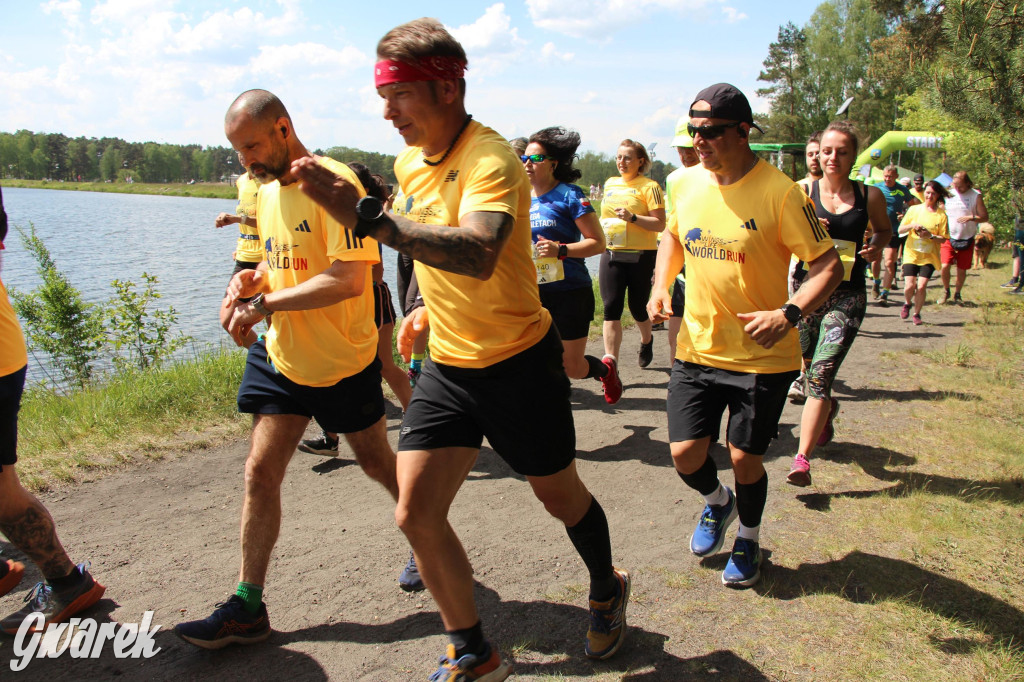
[{"xmin": 601, "ymin": 356, "xmax": 623, "ymax": 405}]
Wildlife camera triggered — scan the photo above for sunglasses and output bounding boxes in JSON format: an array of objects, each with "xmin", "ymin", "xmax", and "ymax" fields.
[
  {"xmin": 520, "ymin": 154, "xmax": 551, "ymax": 163},
  {"xmin": 687, "ymin": 121, "xmax": 742, "ymax": 140}
]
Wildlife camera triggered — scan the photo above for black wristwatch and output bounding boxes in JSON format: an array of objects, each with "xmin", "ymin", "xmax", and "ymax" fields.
[
  {"xmin": 630, "ymin": 212, "xmax": 638, "ymax": 223},
  {"xmin": 251, "ymin": 293, "xmax": 273, "ymax": 318},
  {"xmin": 354, "ymin": 196, "xmax": 386, "ymax": 238},
  {"xmin": 557, "ymin": 243, "xmax": 568, "ymax": 260},
  {"xmin": 780, "ymin": 303, "xmax": 802, "ymax": 327}
]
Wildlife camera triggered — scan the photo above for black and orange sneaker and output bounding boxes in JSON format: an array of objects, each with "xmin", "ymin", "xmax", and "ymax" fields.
[
  {"xmin": 0, "ymin": 562, "xmax": 105, "ymax": 635},
  {"xmin": 0, "ymin": 559, "xmax": 24, "ymax": 599},
  {"xmin": 585, "ymin": 568, "xmax": 631, "ymax": 660},
  {"xmin": 174, "ymin": 594, "xmax": 271, "ymax": 649},
  {"xmin": 428, "ymin": 641, "xmax": 511, "ymax": 681}
]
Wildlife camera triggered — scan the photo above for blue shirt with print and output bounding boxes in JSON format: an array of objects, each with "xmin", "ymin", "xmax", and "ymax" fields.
[{"xmin": 530, "ymin": 182, "xmax": 595, "ymax": 291}]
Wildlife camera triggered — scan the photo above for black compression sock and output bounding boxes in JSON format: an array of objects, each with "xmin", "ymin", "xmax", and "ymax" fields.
[
  {"xmin": 584, "ymin": 355, "xmax": 609, "ymax": 379},
  {"xmin": 677, "ymin": 455, "xmax": 720, "ymax": 496},
  {"xmin": 566, "ymin": 497, "xmax": 616, "ymax": 600},
  {"xmin": 735, "ymin": 473, "xmax": 769, "ymax": 528},
  {"xmin": 448, "ymin": 621, "xmax": 486, "ymax": 659}
]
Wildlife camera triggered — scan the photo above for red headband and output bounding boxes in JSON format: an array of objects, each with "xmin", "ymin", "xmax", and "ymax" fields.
[{"xmin": 374, "ymin": 57, "xmax": 467, "ymax": 88}]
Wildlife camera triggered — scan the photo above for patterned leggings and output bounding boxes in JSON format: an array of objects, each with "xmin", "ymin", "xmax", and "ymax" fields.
[{"xmin": 795, "ymin": 284, "xmax": 866, "ymax": 401}]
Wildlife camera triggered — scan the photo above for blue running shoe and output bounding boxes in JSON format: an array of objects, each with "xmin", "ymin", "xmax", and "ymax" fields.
[
  {"xmin": 174, "ymin": 594, "xmax": 271, "ymax": 649},
  {"xmin": 689, "ymin": 487, "xmax": 737, "ymax": 557},
  {"xmin": 722, "ymin": 538, "xmax": 763, "ymax": 588},
  {"xmin": 428, "ymin": 641, "xmax": 511, "ymax": 681},
  {"xmin": 399, "ymin": 550, "xmax": 425, "ymax": 592}
]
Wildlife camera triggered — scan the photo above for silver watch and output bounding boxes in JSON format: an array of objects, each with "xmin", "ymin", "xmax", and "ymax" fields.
[{"xmin": 251, "ymin": 293, "xmax": 273, "ymax": 318}]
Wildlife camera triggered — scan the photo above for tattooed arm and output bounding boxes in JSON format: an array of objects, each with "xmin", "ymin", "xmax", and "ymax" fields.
[{"xmin": 290, "ymin": 156, "xmax": 514, "ymax": 280}]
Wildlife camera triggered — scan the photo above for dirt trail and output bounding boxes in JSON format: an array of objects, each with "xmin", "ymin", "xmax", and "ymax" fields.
[{"xmin": 0, "ymin": 300, "xmax": 974, "ymax": 681}]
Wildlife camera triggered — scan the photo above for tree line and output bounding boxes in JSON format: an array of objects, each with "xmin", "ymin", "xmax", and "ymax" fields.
[{"xmin": 756, "ymin": 0, "xmax": 1021, "ymax": 232}]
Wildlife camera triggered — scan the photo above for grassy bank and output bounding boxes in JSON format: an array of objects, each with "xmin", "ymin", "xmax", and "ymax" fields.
[
  {"xmin": 5, "ymin": 178, "xmax": 236, "ymax": 200},
  {"xmin": 17, "ymin": 348, "xmax": 249, "ymax": 490}
]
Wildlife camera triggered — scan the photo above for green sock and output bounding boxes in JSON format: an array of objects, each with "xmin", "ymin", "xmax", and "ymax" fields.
[{"xmin": 235, "ymin": 582, "xmax": 263, "ymax": 614}]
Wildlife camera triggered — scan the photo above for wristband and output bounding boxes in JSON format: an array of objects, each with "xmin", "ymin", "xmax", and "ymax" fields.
[{"xmin": 557, "ymin": 243, "xmax": 568, "ymax": 260}]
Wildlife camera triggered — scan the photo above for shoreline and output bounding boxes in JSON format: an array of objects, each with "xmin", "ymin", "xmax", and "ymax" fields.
[{"xmin": 4, "ymin": 178, "xmax": 236, "ymax": 200}]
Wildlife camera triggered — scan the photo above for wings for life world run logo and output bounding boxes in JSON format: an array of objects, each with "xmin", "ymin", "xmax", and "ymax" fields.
[
  {"xmin": 9, "ymin": 612, "xmax": 162, "ymax": 671},
  {"xmin": 683, "ymin": 228, "xmax": 746, "ymax": 264},
  {"xmin": 264, "ymin": 236, "xmax": 309, "ymax": 272}
]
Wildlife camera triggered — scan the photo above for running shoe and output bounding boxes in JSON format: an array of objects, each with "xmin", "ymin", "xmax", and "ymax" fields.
[
  {"xmin": 297, "ymin": 432, "xmax": 339, "ymax": 457},
  {"xmin": 399, "ymin": 550, "xmax": 425, "ymax": 592},
  {"xmin": 638, "ymin": 340, "xmax": 654, "ymax": 368},
  {"xmin": 0, "ymin": 559, "xmax": 24, "ymax": 599},
  {"xmin": 408, "ymin": 364, "xmax": 422, "ymax": 388},
  {"xmin": 429, "ymin": 642, "xmax": 511, "ymax": 681},
  {"xmin": 174, "ymin": 594, "xmax": 271, "ymax": 649},
  {"xmin": 585, "ymin": 567, "xmax": 631, "ymax": 660},
  {"xmin": 690, "ymin": 487, "xmax": 737, "ymax": 557},
  {"xmin": 0, "ymin": 562, "xmax": 105, "ymax": 635},
  {"xmin": 651, "ymin": 321, "xmax": 665, "ymax": 331},
  {"xmin": 722, "ymin": 538, "xmax": 763, "ymax": 588},
  {"xmin": 900, "ymin": 304, "xmax": 911, "ymax": 320},
  {"xmin": 816, "ymin": 397, "xmax": 840, "ymax": 447},
  {"xmin": 878, "ymin": 291, "xmax": 888, "ymax": 307},
  {"xmin": 1001, "ymin": 278, "xmax": 1019, "ymax": 288},
  {"xmin": 939, "ymin": 288, "xmax": 951, "ymax": 305},
  {"xmin": 954, "ymin": 292, "xmax": 964, "ymax": 305},
  {"xmin": 787, "ymin": 375, "xmax": 806, "ymax": 403},
  {"xmin": 600, "ymin": 355, "xmax": 623, "ymax": 405},
  {"xmin": 1010, "ymin": 286, "xmax": 1024, "ymax": 295},
  {"xmin": 912, "ymin": 313, "xmax": 923, "ymax": 326},
  {"xmin": 786, "ymin": 453, "xmax": 811, "ymax": 487},
  {"xmin": 871, "ymin": 281, "xmax": 881, "ymax": 299}
]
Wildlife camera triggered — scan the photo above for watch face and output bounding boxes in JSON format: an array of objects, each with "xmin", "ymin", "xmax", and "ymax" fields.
[{"xmin": 358, "ymin": 197, "xmax": 383, "ymax": 221}]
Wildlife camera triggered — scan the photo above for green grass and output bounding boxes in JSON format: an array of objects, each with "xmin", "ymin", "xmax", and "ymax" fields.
[
  {"xmin": 17, "ymin": 348, "xmax": 249, "ymax": 490},
  {"xmin": 6, "ymin": 178, "xmax": 236, "ymax": 199}
]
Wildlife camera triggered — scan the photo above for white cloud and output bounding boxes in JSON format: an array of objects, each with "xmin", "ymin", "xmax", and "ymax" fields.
[
  {"xmin": 449, "ymin": 4, "xmax": 527, "ymax": 77},
  {"xmin": 722, "ymin": 6, "xmax": 748, "ymax": 22},
  {"xmin": 540, "ymin": 42, "xmax": 574, "ymax": 62},
  {"xmin": 526, "ymin": 0, "xmax": 717, "ymax": 39},
  {"xmin": 249, "ymin": 43, "xmax": 368, "ymax": 80},
  {"xmin": 42, "ymin": 0, "xmax": 82, "ymax": 27},
  {"xmin": 90, "ymin": 0, "xmax": 165, "ymax": 26}
]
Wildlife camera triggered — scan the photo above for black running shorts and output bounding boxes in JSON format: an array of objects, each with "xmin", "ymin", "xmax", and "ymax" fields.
[
  {"xmin": 670, "ymin": 277, "xmax": 686, "ymax": 319},
  {"xmin": 539, "ymin": 285, "xmax": 595, "ymax": 341},
  {"xmin": 373, "ymin": 281, "xmax": 397, "ymax": 329},
  {"xmin": 398, "ymin": 324, "xmax": 575, "ymax": 477},
  {"xmin": 902, "ymin": 263, "xmax": 935, "ymax": 280},
  {"xmin": 667, "ymin": 360, "xmax": 797, "ymax": 456},
  {"xmin": 0, "ymin": 365, "xmax": 26, "ymax": 470},
  {"xmin": 237, "ymin": 339, "xmax": 385, "ymax": 435}
]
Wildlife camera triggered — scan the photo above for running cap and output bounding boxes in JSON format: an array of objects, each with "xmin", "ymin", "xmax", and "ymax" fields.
[
  {"xmin": 671, "ymin": 117, "xmax": 694, "ymax": 148},
  {"xmin": 913, "ymin": 173, "xmax": 925, "ymax": 182},
  {"xmin": 689, "ymin": 83, "xmax": 764, "ymax": 133},
  {"xmin": 375, "ymin": 56, "xmax": 467, "ymax": 88}
]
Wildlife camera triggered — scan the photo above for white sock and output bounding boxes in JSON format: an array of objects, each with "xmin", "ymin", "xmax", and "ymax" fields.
[
  {"xmin": 703, "ymin": 484, "xmax": 729, "ymax": 507},
  {"xmin": 602, "ymin": 353, "xmax": 617, "ymax": 363},
  {"xmin": 737, "ymin": 523, "xmax": 760, "ymax": 542}
]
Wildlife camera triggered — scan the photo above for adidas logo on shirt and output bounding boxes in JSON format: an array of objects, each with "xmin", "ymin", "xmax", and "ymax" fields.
[
  {"xmin": 740, "ymin": 218, "xmax": 758, "ymax": 231},
  {"xmin": 444, "ymin": 170, "xmax": 459, "ymax": 183},
  {"xmin": 295, "ymin": 219, "xmax": 311, "ymax": 233}
]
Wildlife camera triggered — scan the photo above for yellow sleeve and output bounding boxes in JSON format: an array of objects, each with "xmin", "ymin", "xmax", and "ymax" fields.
[
  {"xmin": 457, "ymin": 145, "xmax": 522, "ymax": 221},
  {"xmin": 319, "ymin": 160, "xmax": 377, "ymax": 264},
  {"xmin": 780, "ymin": 184, "xmax": 832, "ymax": 262},
  {"xmin": 640, "ymin": 179, "xmax": 665, "ymax": 212},
  {"xmin": 935, "ymin": 212, "xmax": 949, "ymax": 239},
  {"xmin": 898, "ymin": 205, "xmax": 918, "ymax": 231}
]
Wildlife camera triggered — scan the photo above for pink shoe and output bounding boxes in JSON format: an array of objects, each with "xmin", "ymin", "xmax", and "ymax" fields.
[
  {"xmin": 816, "ymin": 397, "xmax": 839, "ymax": 447},
  {"xmin": 600, "ymin": 356, "xmax": 623, "ymax": 405},
  {"xmin": 787, "ymin": 453, "xmax": 811, "ymax": 487},
  {"xmin": 900, "ymin": 304, "xmax": 910, "ymax": 320},
  {"xmin": 912, "ymin": 313, "xmax": 922, "ymax": 326}
]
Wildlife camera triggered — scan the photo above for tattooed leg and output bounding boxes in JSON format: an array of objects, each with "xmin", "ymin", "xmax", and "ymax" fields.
[{"xmin": 0, "ymin": 467, "xmax": 74, "ymax": 580}]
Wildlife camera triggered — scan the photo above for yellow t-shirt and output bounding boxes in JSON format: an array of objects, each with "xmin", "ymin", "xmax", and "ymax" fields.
[
  {"xmin": 910, "ymin": 188, "xmax": 925, "ymax": 204},
  {"xmin": 900, "ymin": 204, "xmax": 948, "ymax": 269},
  {"xmin": 235, "ymin": 174, "xmax": 263, "ymax": 263},
  {"xmin": 256, "ymin": 158, "xmax": 379, "ymax": 387},
  {"xmin": 667, "ymin": 160, "xmax": 834, "ymax": 373},
  {"xmin": 600, "ymin": 175, "xmax": 665, "ymax": 251},
  {"xmin": 394, "ymin": 120, "xmax": 550, "ymax": 369},
  {"xmin": 0, "ymin": 277, "xmax": 28, "ymax": 378}
]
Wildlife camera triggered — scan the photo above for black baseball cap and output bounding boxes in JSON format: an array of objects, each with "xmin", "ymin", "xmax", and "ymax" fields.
[
  {"xmin": 689, "ymin": 83, "xmax": 764, "ymax": 133},
  {"xmin": 914, "ymin": 174, "xmax": 925, "ymax": 182}
]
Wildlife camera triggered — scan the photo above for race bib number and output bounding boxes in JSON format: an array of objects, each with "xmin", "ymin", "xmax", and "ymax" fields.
[
  {"xmin": 912, "ymin": 237, "xmax": 933, "ymax": 254},
  {"xmin": 600, "ymin": 217, "xmax": 628, "ymax": 248},
  {"xmin": 532, "ymin": 245, "xmax": 564, "ymax": 284},
  {"xmin": 833, "ymin": 239, "xmax": 857, "ymax": 282}
]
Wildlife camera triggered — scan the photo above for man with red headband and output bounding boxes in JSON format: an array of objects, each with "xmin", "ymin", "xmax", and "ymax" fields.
[{"xmin": 294, "ymin": 17, "xmax": 629, "ymax": 681}]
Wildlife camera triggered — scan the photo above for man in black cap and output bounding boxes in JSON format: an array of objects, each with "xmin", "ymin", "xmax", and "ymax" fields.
[
  {"xmin": 648, "ymin": 83, "xmax": 842, "ymax": 588},
  {"xmin": 911, "ymin": 174, "xmax": 925, "ymax": 204}
]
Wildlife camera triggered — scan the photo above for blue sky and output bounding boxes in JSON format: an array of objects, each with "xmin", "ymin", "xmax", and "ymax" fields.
[{"xmin": 0, "ymin": 0, "xmax": 824, "ymax": 158}]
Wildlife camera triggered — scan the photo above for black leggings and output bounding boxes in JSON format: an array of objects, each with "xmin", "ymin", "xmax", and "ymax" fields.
[{"xmin": 598, "ymin": 250, "xmax": 657, "ymax": 322}]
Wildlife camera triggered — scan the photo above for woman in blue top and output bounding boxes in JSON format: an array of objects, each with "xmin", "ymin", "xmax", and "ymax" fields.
[{"xmin": 524, "ymin": 126, "xmax": 622, "ymax": 404}]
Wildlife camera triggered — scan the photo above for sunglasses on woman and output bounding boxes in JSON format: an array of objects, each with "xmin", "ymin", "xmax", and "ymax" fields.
[
  {"xmin": 687, "ymin": 121, "xmax": 742, "ymax": 140},
  {"xmin": 520, "ymin": 154, "xmax": 550, "ymax": 163}
]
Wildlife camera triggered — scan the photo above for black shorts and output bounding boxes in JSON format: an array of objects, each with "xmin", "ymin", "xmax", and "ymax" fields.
[
  {"xmin": 667, "ymin": 360, "xmax": 797, "ymax": 456},
  {"xmin": 0, "ymin": 365, "xmax": 26, "ymax": 470},
  {"xmin": 902, "ymin": 263, "xmax": 936, "ymax": 279},
  {"xmin": 237, "ymin": 339, "xmax": 385, "ymax": 434},
  {"xmin": 373, "ymin": 281, "xmax": 397, "ymax": 329},
  {"xmin": 539, "ymin": 285, "xmax": 594, "ymax": 341},
  {"xmin": 398, "ymin": 324, "xmax": 575, "ymax": 477},
  {"xmin": 671, "ymin": 277, "xmax": 686, "ymax": 319},
  {"xmin": 230, "ymin": 260, "xmax": 261, "ymax": 303},
  {"xmin": 887, "ymin": 234, "xmax": 907, "ymax": 250}
]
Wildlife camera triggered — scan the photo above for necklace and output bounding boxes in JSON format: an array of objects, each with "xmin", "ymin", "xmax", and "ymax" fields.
[{"xmin": 423, "ymin": 114, "xmax": 473, "ymax": 167}]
